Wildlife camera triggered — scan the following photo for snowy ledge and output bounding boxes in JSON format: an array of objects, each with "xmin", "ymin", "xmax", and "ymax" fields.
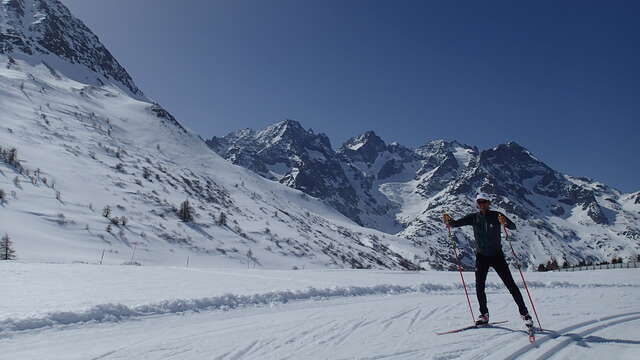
[{"xmin": 0, "ymin": 281, "xmax": 634, "ymax": 334}]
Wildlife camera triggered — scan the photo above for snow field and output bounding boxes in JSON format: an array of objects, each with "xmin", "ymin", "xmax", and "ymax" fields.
[{"xmin": 1, "ymin": 264, "xmax": 638, "ymax": 359}]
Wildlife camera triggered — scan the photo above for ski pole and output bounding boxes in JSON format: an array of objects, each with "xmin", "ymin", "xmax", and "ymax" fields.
[
  {"xmin": 502, "ymin": 224, "xmax": 542, "ymax": 329},
  {"xmin": 447, "ymin": 223, "xmax": 476, "ymax": 324}
]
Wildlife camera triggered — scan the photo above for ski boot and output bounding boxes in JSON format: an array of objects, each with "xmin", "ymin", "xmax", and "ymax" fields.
[
  {"xmin": 522, "ymin": 314, "xmax": 535, "ymax": 343},
  {"xmin": 475, "ymin": 313, "xmax": 489, "ymax": 326}
]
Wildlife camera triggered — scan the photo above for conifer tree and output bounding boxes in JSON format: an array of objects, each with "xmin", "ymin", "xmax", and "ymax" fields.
[
  {"xmin": 0, "ymin": 233, "xmax": 16, "ymax": 260},
  {"xmin": 178, "ymin": 199, "xmax": 194, "ymax": 222},
  {"xmin": 216, "ymin": 212, "xmax": 227, "ymax": 226}
]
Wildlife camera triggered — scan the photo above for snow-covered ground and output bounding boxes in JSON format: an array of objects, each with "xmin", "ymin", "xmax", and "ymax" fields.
[{"xmin": 1, "ymin": 263, "xmax": 638, "ymax": 359}]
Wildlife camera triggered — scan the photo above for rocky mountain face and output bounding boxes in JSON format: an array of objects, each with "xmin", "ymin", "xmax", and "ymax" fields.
[
  {"xmin": 207, "ymin": 120, "xmax": 363, "ymax": 225},
  {"xmin": 210, "ymin": 122, "xmax": 640, "ymax": 269},
  {"xmin": 1, "ymin": 0, "xmax": 143, "ymax": 97},
  {"xmin": 209, "ymin": 124, "xmax": 481, "ymax": 233}
]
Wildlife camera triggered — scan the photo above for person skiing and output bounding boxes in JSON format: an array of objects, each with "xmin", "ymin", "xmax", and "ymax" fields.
[{"xmin": 443, "ymin": 193, "xmax": 533, "ymax": 330}]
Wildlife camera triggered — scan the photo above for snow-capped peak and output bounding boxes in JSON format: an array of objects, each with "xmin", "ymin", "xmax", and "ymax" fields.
[
  {"xmin": 256, "ymin": 119, "xmax": 316, "ymax": 146},
  {"xmin": 481, "ymin": 141, "xmax": 549, "ymax": 174},
  {"xmin": 0, "ymin": 0, "xmax": 143, "ymax": 98},
  {"xmin": 416, "ymin": 139, "xmax": 473, "ymax": 154},
  {"xmin": 342, "ymin": 131, "xmax": 386, "ymax": 151},
  {"xmin": 339, "ymin": 131, "xmax": 388, "ymax": 164}
]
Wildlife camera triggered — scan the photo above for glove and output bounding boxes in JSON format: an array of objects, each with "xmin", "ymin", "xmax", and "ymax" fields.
[
  {"xmin": 443, "ymin": 213, "xmax": 452, "ymax": 225},
  {"xmin": 498, "ymin": 214, "xmax": 507, "ymax": 226}
]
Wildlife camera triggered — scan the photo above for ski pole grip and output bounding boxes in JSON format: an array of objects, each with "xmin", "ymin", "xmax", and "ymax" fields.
[{"xmin": 501, "ymin": 223, "xmax": 511, "ymax": 241}]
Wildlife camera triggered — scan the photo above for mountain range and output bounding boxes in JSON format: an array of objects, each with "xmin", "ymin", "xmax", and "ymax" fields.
[
  {"xmin": 209, "ymin": 120, "xmax": 640, "ymax": 268},
  {"xmin": 1, "ymin": 0, "xmax": 638, "ymax": 270}
]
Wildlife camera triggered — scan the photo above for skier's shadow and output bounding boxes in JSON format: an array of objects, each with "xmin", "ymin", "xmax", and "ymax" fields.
[
  {"xmin": 489, "ymin": 325, "xmax": 524, "ymax": 334},
  {"xmin": 492, "ymin": 326, "xmax": 640, "ymax": 347},
  {"xmin": 551, "ymin": 333, "xmax": 640, "ymax": 347}
]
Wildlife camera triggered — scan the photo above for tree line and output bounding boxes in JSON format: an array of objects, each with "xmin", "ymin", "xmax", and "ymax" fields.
[{"xmin": 537, "ymin": 255, "xmax": 636, "ymax": 272}]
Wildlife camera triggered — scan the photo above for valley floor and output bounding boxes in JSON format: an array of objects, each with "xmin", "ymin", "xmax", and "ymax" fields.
[{"xmin": 1, "ymin": 264, "xmax": 638, "ymax": 360}]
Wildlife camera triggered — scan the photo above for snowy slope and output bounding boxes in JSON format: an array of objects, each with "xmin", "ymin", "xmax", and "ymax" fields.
[
  {"xmin": 1, "ymin": 262, "xmax": 639, "ymax": 359},
  {"xmin": 0, "ymin": 0, "xmax": 421, "ymax": 270},
  {"xmin": 0, "ymin": 55, "xmax": 425, "ymax": 269}
]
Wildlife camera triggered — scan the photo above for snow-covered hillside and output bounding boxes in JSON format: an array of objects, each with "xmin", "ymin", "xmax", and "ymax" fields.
[
  {"xmin": 210, "ymin": 121, "xmax": 640, "ymax": 269},
  {"xmin": 1, "ymin": 0, "xmax": 638, "ymax": 271},
  {"xmin": 0, "ymin": 0, "xmax": 421, "ymax": 269}
]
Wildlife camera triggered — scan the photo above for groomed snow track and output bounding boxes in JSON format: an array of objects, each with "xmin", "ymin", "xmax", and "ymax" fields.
[{"xmin": 504, "ymin": 312, "xmax": 640, "ymax": 360}]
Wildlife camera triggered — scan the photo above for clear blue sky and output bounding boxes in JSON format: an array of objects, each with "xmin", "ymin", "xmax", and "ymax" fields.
[{"xmin": 61, "ymin": 0, "xmax": 638, "ymax": 192}]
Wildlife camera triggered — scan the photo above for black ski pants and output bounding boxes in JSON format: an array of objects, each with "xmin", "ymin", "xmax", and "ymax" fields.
[{"xmin": 475, "ymin": 252, "xmax": 528, "ymax": 316}]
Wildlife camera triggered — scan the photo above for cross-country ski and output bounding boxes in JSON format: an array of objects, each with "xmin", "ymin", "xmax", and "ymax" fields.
[{"xmin": 436, "ymin": 320, "xmax": 509, "ymax": 335}]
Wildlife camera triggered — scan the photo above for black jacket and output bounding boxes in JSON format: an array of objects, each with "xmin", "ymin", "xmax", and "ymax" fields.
[{"xmin": 449, "ymin": 210, "xmax": 516, "ymax": 256}]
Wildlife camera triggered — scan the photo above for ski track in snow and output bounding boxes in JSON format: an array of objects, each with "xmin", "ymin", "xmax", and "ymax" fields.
[{"xmin": 503, "ymin": 313, "xmax": 640, "ymax": 360}]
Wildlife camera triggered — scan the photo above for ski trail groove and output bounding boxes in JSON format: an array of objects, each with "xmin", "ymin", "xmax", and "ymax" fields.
[
  {"xmin": 537, "ymin": 315, "xmax": 640, "ymax": 360},
  {"xmin": 407, "ymin": 308, "xmax": 422, "ymax": 332},
  {"xmin": 333, "ymin": 319, "xmax": 368, "ymax": 346},
  {"xmin": 423, "ymin": 304, "xmax": 455, "ymax": 326},
  {"xmin": 88, "ymin": 350, "xmax": 117, "ymax": 360},
  {"xmin": 380, "ymin": 305, "xmax": 420, "ymax": 330},
  {"xmin": 503, "ymin": 311, "xmax": 640, "ymax": 359},
  {"xmin": 227, "ymin": 340, "xmax": 259, "ymax": 360}
]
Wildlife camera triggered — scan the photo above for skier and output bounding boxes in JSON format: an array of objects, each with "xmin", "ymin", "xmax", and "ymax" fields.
[{"xmin": 443, "ymin": 193, "xmax": 533, "ymax": 330}]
